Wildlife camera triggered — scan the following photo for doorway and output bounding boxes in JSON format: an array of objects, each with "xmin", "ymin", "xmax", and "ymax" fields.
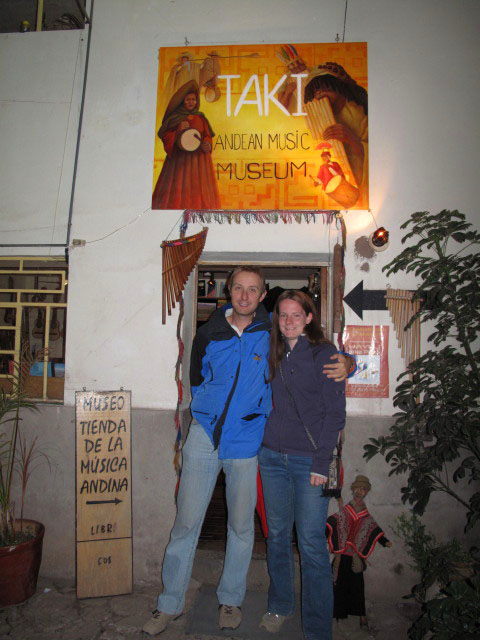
[{"xmin": 182, "ymin": 252, "xmax": 334, "ymax": 551}]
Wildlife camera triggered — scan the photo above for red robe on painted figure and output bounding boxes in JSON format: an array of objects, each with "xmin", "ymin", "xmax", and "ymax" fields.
[
  {"xmin": 152, "ymin": 82, "xmax": 220, "ymax": 210},
  {"xmin": 317, "ymin": 161, "xmax": 345, "ymax": 189}
]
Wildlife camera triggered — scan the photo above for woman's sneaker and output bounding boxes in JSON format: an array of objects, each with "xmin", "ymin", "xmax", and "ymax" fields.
[
  {"xmin": 142, "ymin": 610, "xmax": 182, "ymax": 636},
  {"xmin": 259, "ymin": 611, "xmax": 289, "ymax": 632}
]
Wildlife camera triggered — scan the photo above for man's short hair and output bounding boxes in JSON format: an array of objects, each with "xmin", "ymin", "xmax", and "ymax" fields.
[{"xmin": 227, "ymin": 266, "xmax": 266, "ymax": 293}]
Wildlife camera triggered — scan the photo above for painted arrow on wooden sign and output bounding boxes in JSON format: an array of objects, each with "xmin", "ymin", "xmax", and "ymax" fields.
[
  {"xmin": 86, "ymin": 498, "xmax": 122, "ymax": 505},
  {"xmin": 343, "ymin": 280, "xmax": 387, "ymax": 319}
]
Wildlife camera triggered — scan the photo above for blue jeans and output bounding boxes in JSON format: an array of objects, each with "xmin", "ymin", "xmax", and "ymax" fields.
[
  {"xmin": 259, "ymin": 446, "xmax": 332, "ymax": 640},
  {"xmin": 157, "ymin": 421, "xmax": 258, "ymax": 614}
]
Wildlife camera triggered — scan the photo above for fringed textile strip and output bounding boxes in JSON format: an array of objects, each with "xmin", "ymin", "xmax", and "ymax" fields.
[
  {"xmin": 336, "ymin": 214, "xmax": 347, "ymax": 350},
  {"xmin": 173, "ymin": 295, "xmax": 184, "ymax": 490},
  {"xmin": 183, "ymin": 210, "xmax": 339, "ymax": 226}
]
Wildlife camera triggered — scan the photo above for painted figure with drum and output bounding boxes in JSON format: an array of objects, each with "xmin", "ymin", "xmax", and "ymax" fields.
[
  {"xmin": 310, "ymin": 142, "xmax": 359, "ymax": 209},
  {"xmin": 152, "ymin": 79, "xmax": 221, "ymax": 210}
]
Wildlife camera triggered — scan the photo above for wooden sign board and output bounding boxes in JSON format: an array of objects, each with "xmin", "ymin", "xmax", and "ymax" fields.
[{"xmin": 75, "ymin": 390, "xmax": 132, "ymax": 598}]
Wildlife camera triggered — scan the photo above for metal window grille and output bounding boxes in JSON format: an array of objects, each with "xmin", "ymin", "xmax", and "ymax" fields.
[{"xmin": 0, "ymin": 257, "xmax": 68, "ymax": 403}]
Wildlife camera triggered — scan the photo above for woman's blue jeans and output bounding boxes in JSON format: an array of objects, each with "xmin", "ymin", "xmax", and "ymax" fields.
[
  {"xmin": 259, "ymin": 446, "xmax": 332, "ymax": 640},
  {"xmin": 157, "ymin": 422, "xmax": 258, "ymax": 614}
]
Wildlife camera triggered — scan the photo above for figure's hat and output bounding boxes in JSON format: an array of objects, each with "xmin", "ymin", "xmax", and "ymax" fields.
[
  {"xmin": 276, "ymin": 44, "xmax": 304, "ymax": 67},
  {"xmin": 306, "ymin": 61, "xmax": 357, "ymax": 87},
  {"xmin": 316, "ymin": 142, "xmax": 333, "ymax": 154},
  {"xmin": 351, "ymin": 475, "xmax": 371, "ymax": 491}
]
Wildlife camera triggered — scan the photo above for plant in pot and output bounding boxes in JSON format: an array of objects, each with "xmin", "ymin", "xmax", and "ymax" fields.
[
  {"xmin": 0, "ymin": 345, "xmax": 49, "ymax": 606},
  {"xmin": 363, "ymin": 210, "xmax": 480, "ymax": 637}
]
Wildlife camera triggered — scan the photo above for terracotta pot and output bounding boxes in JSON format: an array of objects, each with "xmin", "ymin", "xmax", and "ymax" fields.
[{"xmin": 0, "ymin": 519, "xmax": 45, "ymax": 606}]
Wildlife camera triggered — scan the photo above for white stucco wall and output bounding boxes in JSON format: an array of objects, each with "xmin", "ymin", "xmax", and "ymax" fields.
[
  {"xmin": 1, "ymin": 0, "xmax": 479, "ymax": 414},
  {"xmin": 0, "ymin": 30, "xmax": 85, "ymax": 247},
  {"xmin": 1, "ymin": 0, "xmax": 478, "ymax": 593}
]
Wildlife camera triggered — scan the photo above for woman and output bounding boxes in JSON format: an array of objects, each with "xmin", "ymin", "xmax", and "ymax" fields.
[
  {"xmin": 259, "ymin": 290, "xmax": 346, "ymax": 640},
  {"xmin": 152, "ymin": 79, "xmax": 221, "ymax": 210}
]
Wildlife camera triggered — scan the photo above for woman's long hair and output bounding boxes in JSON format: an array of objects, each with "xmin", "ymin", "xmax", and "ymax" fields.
[{"xmin": 269, "ymin": 290, "xmax": 331, "ymax": 380}]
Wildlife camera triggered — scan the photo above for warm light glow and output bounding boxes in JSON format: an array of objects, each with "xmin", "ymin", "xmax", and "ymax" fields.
[
  {"xmin": 371, "ymin": 227, "xmax": 389, "ymax": 247},
  {"xmin": 343, "ymin": 210, "xmax": 372, "ymax": 234}
]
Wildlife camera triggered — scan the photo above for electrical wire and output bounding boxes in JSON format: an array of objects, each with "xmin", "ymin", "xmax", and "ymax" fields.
[
  {"xmin": 342, "ymin": 0, "xmax": 348, "ymax": 42},
  {"xmin": 85, "ymin": 206, "xmax": 152, "ymax": 244},
  {"xmin": 66, "ymin": 0, "xmax": 95, "ymax": 247}
]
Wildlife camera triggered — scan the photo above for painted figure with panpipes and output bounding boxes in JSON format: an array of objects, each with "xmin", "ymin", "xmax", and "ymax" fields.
[
  {"xmin": 277, "ymin": 48, "xmax": 368, "ymax": 209},
  {"xmin": 326, "ymin": 475, "xmax": 392, "ymax": 628}
]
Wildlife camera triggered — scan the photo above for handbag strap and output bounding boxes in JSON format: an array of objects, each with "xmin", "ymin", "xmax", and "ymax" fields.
[{"xmin": 279, "ymin": 362, "xmax": 318, "ymax": 451}]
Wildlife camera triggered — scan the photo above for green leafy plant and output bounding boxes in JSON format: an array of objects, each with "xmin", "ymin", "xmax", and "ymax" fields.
[
  {"xmin": 364, "ymin": 210, "xmax": 480, "ymax": 531},
  {"xmin": 0, "ymin": 345, "xmax": 45, "ymax": 546},
  {"xmin": 16, "ymin": 432, "xmax": 51, "ymax": 525},
  {"xmin": 394, "ymin": 514, "xmax": 474, "ymax": 603},
  {"xmin": 364, "ymin": 210, "xmax": 480, "ymax": 638},
  {"xmin": 407, "ymin": 575, "xmax": 480, "ymax": 640},
  {"xmin": 413, "ymin": 577, "xmax": 480, "ymax": 639}
]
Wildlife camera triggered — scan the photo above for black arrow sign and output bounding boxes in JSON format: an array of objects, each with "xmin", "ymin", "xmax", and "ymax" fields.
[
  {"xmin": 86, "ymin": 498, "xmax": 122, "ymax": 505},
  {"xmin": 343, "ymin": 281, "xmax": 387, "ymax": 319}
]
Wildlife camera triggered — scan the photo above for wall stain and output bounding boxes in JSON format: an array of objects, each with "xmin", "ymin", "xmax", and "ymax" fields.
[{"xmin": 354, "ymin": 235, "xmax": 377, "ymax": 261}]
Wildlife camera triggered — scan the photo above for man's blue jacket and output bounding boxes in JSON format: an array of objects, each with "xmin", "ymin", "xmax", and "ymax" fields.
[{"xmin": 189, "ymin": 303, "xmax": 272, "ymax": 459}]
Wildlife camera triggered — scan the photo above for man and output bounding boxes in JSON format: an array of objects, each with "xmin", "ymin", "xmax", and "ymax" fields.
[
  {"xmin": 143, "ymin": 267, "xmax": 349, "ymax": 636},
  {"xmin": 277, "ymin": 47, "xmax": 311, "ymax": 113},
  {"xmin": 314, "ymin": 148, "xmax": 346, "ymax": 191},
  {"xmin": 304, "ymin": 62, "xmax": 368, "ymax": 206}
]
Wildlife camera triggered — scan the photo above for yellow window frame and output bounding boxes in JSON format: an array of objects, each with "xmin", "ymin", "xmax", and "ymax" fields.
[{"xmin": 0, "ymin": 256, "xmax": 67, "ymax": 403}]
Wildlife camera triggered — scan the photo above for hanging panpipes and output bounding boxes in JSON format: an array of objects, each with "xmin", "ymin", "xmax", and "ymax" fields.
[
  {"xmin": 161, "ymin": 228, "xmax": 208, "ymax": 324},
  {"xmin": 385, "ymin": 288, "xmax": 421, "ymax": 369}
]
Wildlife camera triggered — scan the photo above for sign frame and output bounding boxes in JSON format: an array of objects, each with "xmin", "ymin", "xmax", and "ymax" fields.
[
  {"xmin": 75, "ymin": 390, "xmax": 132, "ymax": 598},
  {"xmin": 152, "ymin": 42, "xmax": 369, "ymax": 211}
]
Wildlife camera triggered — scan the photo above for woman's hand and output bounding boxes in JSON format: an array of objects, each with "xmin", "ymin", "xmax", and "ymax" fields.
[{"xmin": 310, "ymin": 473, "xmax": 327, "ymax": 486}]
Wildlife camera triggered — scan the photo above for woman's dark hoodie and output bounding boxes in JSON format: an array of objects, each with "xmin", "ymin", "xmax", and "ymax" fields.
[{"xmin": 262, "ymin": 335, "xmax": 346, "ymax": 476}]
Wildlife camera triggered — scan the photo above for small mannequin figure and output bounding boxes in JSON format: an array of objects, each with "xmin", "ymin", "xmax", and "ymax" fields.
[{"xmin": 326, "ymin": 475, "xmax": 392, "ymax": 628}]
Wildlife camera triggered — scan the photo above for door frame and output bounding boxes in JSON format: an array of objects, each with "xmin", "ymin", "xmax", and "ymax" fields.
[{"xmin": 181, "ymin": 251, "xmax": 334, "ymax": 413}]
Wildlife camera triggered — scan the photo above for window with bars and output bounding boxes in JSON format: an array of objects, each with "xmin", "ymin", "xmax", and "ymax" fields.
[{"xmin": 0, "ymin": 257, "xmax": 68, "ymax": 403}]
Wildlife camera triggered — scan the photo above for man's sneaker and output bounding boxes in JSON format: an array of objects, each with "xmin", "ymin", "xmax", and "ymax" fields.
[
  {"xmin": 259, "ymin": 611, "xmax": 288, "ymax": 632},
  {"xmin": 218, "ymin": 604, "xmax": 242, "ymax": 629},
  {"xmin": 142, "ymin": 610, "xmax": 181, "ymax": 636}
]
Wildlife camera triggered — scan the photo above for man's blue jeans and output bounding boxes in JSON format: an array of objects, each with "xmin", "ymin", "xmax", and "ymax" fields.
[
  {"xmin": 157, "ymin": 421, "xmax": 258, "ymax": 614},
  {"xmin": 259, "ymin": 446, "xmax": 332, "ymax": 640}
]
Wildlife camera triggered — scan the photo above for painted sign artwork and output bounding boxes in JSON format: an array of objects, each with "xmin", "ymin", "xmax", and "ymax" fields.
[{"xmin": 152, "ymin": 43, "xmax": 368, "ymax": 211}]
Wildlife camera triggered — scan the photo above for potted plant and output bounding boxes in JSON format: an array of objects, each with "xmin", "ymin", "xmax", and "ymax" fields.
[
  {"xmin": 363, "ymin": 210, "xmax": 480, "ymax": 637},
  {"xmin": 0, "ymin": 345, "xmax": 47, "ymax": 606}
]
